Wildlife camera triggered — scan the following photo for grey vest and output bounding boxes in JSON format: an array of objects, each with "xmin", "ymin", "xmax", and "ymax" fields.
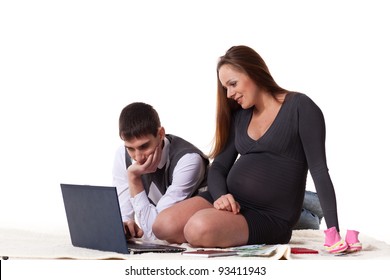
[{"xmin": 125, "ymin": 134, "xmax": 209, "ymax": 204}]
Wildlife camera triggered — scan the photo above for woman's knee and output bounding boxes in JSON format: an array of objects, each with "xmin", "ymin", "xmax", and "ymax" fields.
[
  {"xmin": 153, "ymin": 210, "xmax": 179, "ymax": 240},
  {"xmin": 154, "ymin": 197, "xmax": 213, "ymax": 241},
  {"xmin": 184, "ymin": 209, "xmax": 250, "ymax": 248},
  {"xmin": 183, "ymin": 212, "xmax": 216, "ymax": 247}
]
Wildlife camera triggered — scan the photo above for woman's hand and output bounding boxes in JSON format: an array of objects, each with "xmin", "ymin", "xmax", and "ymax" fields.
[{"xmin": 213, "ymin": 194, "xmax": 241, "ymax": 214}]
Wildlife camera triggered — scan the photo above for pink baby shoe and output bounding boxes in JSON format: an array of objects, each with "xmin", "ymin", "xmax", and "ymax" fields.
[
  {"xmin": 323, "ymin": 226, "xmax": 348, "ymax": 254},
  {"xmin": 345, "ymin": 229, "xmax": 362, "ymax": 252}
]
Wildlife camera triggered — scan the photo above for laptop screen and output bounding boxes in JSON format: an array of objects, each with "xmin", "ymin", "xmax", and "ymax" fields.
[
  {"xmin": 61, "ymin": 184, "xmax": 130, "ymax": 254},
  {"xmin": 60, "ymin": 183, "xmax": 186, "ymax": 254}
]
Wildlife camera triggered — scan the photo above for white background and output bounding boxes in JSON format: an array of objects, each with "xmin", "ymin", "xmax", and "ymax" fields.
[{"xmin": 1, "ymin": 0, "xmax": 389, "ymax": 245}]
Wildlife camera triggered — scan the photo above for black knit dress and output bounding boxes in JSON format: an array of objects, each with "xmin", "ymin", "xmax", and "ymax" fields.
[{"xmin": 200, "ymin": 92, "xmax": 339, "ymax": 244}]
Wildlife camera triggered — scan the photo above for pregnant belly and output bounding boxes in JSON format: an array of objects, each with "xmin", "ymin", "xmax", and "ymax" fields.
[{"xmin": 226, "ymin": 153, "xmax": 306, "ymax": 208}]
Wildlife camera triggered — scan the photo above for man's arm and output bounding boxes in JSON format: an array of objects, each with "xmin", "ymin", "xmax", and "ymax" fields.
[
  {"xmin": 113, "ymin": 146, "xmax": 142, "ymax": 237},
  {"xmin": 113, "ymin": 146, "xmax": 135, "ymax": 221}
]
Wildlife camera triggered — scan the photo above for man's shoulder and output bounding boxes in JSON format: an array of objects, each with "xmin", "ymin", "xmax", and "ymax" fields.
[
  {"xmin": 166, "ymin": 134, "xmax": 186, "ymax": 142},
  {"xmin": 166, "ymin": 134, "xmax": 208, "ymax": 163},
  {"xmin": 166, "ymin": 134, "xmax": 197, "ymax": 148}
]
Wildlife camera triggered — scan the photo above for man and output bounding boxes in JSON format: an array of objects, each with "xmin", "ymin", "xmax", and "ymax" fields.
[
  {"xmin": 112, "ymin": 102, "xmax": 209, "ymax": 240},
  {"xmin": 294, "ymin": 190, "xmax": 324, "ymax": 230}
]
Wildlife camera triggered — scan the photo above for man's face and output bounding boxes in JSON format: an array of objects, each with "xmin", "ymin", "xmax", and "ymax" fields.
[{"xmin": 124, "ymin": 128, "xmax": 164, "ymax": 165}]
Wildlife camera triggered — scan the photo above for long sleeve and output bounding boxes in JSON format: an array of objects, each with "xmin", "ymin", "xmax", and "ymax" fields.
[
  {"xmin": 298, "ymin": 95, "xmax": 339, "ymax": 230},
  {"xmin": 207, "ymin": 121, "xmax": 239, "ymax": 201}
]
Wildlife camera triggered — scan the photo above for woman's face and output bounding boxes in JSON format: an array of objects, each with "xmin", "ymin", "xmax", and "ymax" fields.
[{"xmin": 218, "ymin": 64, "xmax": 259, "ymax": 109}]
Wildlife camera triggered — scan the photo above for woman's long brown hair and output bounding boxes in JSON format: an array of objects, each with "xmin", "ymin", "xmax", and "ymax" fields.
[{"xmin": 209, "ymin": 45, "xmax": 287, "ymax": 159}]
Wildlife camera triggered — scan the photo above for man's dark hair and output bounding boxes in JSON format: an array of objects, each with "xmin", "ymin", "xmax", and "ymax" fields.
[{"xmin": 119, "ymin": 102, "xmax": 161, "ymax": 141}]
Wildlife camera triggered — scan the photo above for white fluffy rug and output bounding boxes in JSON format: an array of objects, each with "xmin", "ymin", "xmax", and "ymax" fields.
[{"xmin": 1, "ymin": 227, "xmax": 389, "ymax": 260}]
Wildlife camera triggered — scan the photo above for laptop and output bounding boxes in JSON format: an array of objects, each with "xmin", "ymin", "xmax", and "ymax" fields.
[{"xmin": 60, "ymin": 183, "xmax": 186, "ymax": 254}]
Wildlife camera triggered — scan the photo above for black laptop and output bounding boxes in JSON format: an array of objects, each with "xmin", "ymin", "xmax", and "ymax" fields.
[{"xmin": 60, "ymin": 183, "xmax": 186, "ymax": 254}]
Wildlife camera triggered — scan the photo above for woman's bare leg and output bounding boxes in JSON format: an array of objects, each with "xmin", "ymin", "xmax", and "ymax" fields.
[
  {"xmin": 153, "ymin": 196, "xmax": 213, "ymax": 243},
  {"xmin": 184, "ymin": 208, "xmax": 249, "ymax": 248}
]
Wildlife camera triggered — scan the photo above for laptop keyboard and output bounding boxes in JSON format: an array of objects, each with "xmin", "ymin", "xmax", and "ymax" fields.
[{"xmin": 127, "ymin": 240, "xmax": 186, "ymax": 254}]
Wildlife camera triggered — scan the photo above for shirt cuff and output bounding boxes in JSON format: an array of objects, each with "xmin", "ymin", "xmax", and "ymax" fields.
[
  {"xmin": 129, "ymin": 190, "xmax": 150, "ymax": 212},
  {"xmin": 122, "ymin": 211, "xmax": 135, "ymax": 222}
]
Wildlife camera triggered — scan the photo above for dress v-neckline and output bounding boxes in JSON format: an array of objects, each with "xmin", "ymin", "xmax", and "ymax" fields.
[{"xmin": 246, "ymin": 94, "xmax": 290, "ymax": 142}]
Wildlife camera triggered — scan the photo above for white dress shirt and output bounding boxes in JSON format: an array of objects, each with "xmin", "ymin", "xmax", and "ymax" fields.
[{"xmin": 112, "ymin": 137, "xmax": 206, "ymax": 240}]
